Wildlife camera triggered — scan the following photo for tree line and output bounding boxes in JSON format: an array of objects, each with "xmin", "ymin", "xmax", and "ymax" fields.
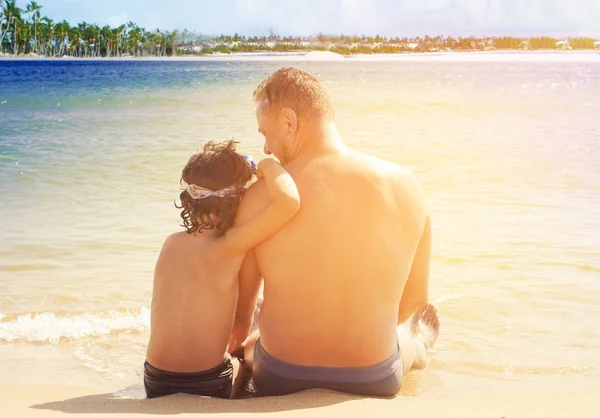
[
  {"xmin": 1, "ymin": 0, "xmax": 178, "ymax": 57},
  {"xmin": 1, "ymin": 0, "xmax": 598, "ymax": 58}
]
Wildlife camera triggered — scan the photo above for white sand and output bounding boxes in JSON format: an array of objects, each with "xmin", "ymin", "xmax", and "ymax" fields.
[{"xmin": 2, "ymin": 385, "xmax": 598, "ymax": 418}]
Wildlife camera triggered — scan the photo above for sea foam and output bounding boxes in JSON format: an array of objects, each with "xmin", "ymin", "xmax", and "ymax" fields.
[{"xmin": 0, "ymin": 308, "xmax": 150, "ymax": 344}]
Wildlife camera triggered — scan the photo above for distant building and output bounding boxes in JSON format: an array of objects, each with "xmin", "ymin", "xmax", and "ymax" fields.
[
  {"xmin": 177, "ymin": 44, "xmax": 203, "ymax": 52},
  {"xmin": 594, "ymin": 41, "xmax": 600, "ymax": 49},
  {"xmin": 556, "ymin": 40, "xmax": 572, "ymax": 50}
]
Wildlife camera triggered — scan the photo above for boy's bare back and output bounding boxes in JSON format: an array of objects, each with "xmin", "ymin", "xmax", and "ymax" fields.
[{"xmin": 146, "ymin": 231, "xmax": 245, "ymax": 372}]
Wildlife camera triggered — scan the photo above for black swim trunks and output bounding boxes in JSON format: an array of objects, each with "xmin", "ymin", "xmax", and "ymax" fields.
[
  {"xmin": 144, "ymin": 358, "xmax": 234, "ymax": 399},
  {"xmin": 252, "ymin": 339, "xmax": 403, "ymax": 397}
]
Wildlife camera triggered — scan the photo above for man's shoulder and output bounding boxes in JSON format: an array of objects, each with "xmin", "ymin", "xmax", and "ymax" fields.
[
  {"xmin": 352, "ymin": 150, "xmax": 427, "ymax": 212},
  {"xmin": 352, "ymin": 150, "xmax": 418, "ymax": 184}
]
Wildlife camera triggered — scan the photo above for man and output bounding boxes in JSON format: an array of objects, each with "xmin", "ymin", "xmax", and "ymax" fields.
[{"xmin": 229, "ymin": 68, "xmax": 439, "ymax": 397}]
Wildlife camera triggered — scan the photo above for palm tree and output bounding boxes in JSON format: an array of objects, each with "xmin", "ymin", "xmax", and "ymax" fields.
[
  {"xmin": 138, "ymin": 27, "xmax": 147, "ymax": 56},
  {"xmin": 24, "ymin": 1, "xmax": 42, "ymax": 54},
  {"xmin": 101, "ymin": 25, "xmax": 112, "ymax": 56},
  {"xmin": 0, "ymin": 1, "xmax": 8, "ymax": 50},
  {"xmin": 113, "ymin": 24, "xmax": 125, "ymax": 57},
  {"xmin": 16, "ymin": 14, "xmax": 30, "ymax": 53},
  {"xmin": 77, "ymin": 22, "xmax": 89, "ymax": 56},
  {"xmin": 69, "ymin": 25, "xmax": 81, "ymax": 56},
  {"xmin": 168, "ymin": 29, "xmax": 179, "ymax": 56},
  {"xmin": 53, "ymin": 19, "xmax": 70, "ymax": 56},
  {"xmin": 0, "ymin": 2, "xmax": 5, "ymax": 48},
  {"xmin": 11, "ymin": 5, "xmax": 23, "ymax": 54},
  {"xmin": 1, "ymin": 0, "xmax": 21, "ymax": 54},
  {"xmin": 88, "ymin": 24, "xmax": 100, "ymax": 57},
  {"xmin": 126, "ymin": 21, "xmax": 140, "ymax": 56},
  {"xmin": 37, "ymin": 16, "xmax": 52, "ymax": 55},
  {"xmin": 148, "ymin": 29, "xmax": 160, "ymax": 56}
]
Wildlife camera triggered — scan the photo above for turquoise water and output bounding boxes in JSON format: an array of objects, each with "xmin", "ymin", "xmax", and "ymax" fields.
[{"xmin": 1, "ymin": 56, "xmax": 599, "ymax": 395}]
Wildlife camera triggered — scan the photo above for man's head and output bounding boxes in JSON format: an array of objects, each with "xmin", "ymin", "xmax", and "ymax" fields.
[
  {"xmin": 253, "ymin": 68, "xmax": 334, "ymax": 163},
  {"xmin": 177, "ymin": 140, "xmax": 254, "ymax": 236}
]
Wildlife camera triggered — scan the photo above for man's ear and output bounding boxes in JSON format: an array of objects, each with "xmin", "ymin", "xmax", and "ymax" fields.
[{"xmin": 280, "ymin": 107, "xmax": 298, "ymax": 135}]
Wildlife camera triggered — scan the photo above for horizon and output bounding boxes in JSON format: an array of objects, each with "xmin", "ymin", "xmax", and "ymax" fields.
[{"xmin": 7, "ymin": 0, "xmax": 600, "ymax": 38}]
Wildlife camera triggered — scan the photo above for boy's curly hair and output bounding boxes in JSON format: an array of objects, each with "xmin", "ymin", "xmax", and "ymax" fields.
[{"xmin": 176, "ymin": 140, "xmax": 254, "ymax": 236}]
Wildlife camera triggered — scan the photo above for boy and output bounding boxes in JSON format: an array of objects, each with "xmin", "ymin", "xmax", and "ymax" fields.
[{"xmin": 144, "ymin": 140, "xmax": 299, "ymax": 399}]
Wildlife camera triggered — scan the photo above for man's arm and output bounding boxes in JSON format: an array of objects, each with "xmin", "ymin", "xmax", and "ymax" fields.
[
  {"xmin": 228, "ymin": 250, "xmax": 262, "ymax": 353},
  {"xmin": 398, "ymin": 214, "xmax": 431, "ymax": 324},
  {"xmin": 227, "ymin": 168, "xmax": 278, "ymax": 353},
  {"xmin": 224, "ymin": 159, "xmax": 300, "ymax": 252},
  {"xmin": 392, "ymin": 168, "xmax": 431, "ymax": 325}
]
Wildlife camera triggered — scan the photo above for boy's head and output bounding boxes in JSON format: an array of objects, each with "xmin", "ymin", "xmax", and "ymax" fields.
[{"xmin": 177, "ymin": 140, "xmax": 254, "ymax": 236}]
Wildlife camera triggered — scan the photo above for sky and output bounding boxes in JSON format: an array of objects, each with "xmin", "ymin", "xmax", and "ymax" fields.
[{"xmin": 17, "ymin": 0, "xmax": 600, "ymax": 37}]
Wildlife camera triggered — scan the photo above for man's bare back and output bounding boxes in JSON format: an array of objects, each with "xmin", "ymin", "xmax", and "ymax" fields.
[{"xmin": 236, "ymin": 148, "xmax": 430, "ymax": 368}]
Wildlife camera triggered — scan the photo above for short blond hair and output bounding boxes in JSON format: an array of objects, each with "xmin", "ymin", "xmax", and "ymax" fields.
[{"xmin": 253, "ymin": 68, "xmax": 334, "ymax": 122}]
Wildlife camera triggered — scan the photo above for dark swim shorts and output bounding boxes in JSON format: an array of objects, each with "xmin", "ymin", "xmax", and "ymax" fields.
[
  {"xmin": 144, "ymin": 358, "xmax": 233, "ymax": 399},
  {"xmin": 252, "ymin": 338, "xmax": 403, "ymax": 397}
]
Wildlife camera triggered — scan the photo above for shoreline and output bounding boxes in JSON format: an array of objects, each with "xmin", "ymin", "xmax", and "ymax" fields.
[
  {"xmin": 2, "ymin": 385, "xmax": 598, "ymax": 418},
  {"xmin": 1, "ymin": 50, "xmax": 599, "ymax": 62}
]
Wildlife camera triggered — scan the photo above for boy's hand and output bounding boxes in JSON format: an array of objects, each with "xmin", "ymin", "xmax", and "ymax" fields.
[
  {"xmin": 223, "ymin": 157, "xmax": 298, "ymax": 252},
  {"xmin": 256, "ymin": 158, "xmax": 280, "ymax": 180}
]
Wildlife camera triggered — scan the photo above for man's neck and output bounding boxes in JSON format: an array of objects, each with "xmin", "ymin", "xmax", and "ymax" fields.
[{"xmin": 292, "ymin": 122, "xmax": 345, "ymax": 162}]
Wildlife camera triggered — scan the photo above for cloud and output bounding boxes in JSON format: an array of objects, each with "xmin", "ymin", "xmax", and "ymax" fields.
[
  {"xmin": 227, "ymin": 0, "xmax": 600, "ymax": 37},
  {"xmin": 28, "ymin": 0, "xmax": 600, "ymax": 37}
]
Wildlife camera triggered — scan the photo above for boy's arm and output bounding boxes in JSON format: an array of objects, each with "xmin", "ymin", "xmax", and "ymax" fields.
[{"xmin": 224, "ymin": 159, "xmax": 300, "ymax": 252}]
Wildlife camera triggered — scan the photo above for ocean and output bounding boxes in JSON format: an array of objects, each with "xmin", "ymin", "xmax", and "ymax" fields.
[{"xmin": 1, "ymin": 54, "xmax": 599, "ymax": 396}]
